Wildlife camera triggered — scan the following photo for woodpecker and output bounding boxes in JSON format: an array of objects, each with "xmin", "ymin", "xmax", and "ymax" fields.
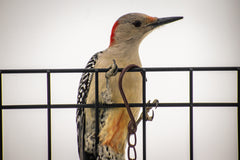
[{"xmin": 76, "ymin": 13, "xmax": 183, "ymax": 160}]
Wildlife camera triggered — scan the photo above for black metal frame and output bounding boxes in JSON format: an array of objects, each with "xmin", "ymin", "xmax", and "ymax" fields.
[{"xmin": 0, "ymin": 67, "xmax": 239, "ymax": 160}]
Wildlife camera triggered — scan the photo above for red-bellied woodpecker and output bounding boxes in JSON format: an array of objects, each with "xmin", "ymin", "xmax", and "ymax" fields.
[{"xmin": 76, "ymin": 13, "xmax": 183, "ymax": 160}]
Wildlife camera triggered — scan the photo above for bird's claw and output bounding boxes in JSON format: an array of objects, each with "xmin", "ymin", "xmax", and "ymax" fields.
[
  {"xmin": 101, "ymin": 59, "xmax": 118, "ymax": 104},
  {"xmin": 151, "ymin": 99, "xmax": 159, "ymax": 108},
  {"xmin": 105, "ymin": 59, "xmax": 118, "ymax": 79},
  {"xmin": 145, "ymin": 108, "xmax": 154, "ymax": 121},
  {"xmin": 136, "ymin": 99, "xmax": 159, "ymax": 125}
]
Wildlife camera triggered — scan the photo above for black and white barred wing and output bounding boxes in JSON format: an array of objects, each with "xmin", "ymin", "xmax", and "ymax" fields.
[
  {"xmin": 76, "ymin": 52, "xmax": 101, "ymax": 159},
  {"xmin": 77, "ymin": 53, "xmax": 99, "ymax": 104}
]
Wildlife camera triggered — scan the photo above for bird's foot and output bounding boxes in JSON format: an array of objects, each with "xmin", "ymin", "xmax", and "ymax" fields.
[
  {"xmin": 136, "ymin": 99, "xmax": 159, "ymax": 125},
  {"xmin": 105, "ymin": 59, "xmax": 118, "ymax": 79},
  {"xmin": 101, "ymin": 60, "xmax": 118, "ymax": 104}
]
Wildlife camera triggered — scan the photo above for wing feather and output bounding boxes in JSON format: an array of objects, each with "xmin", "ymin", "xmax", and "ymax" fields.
[{"xmin": 76, "ymin": 51, "xmax": 102, "ymax": 159}]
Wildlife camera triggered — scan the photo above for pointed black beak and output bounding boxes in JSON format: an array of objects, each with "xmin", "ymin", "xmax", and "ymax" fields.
[{"xmin": 150, "ymin": 16, "xmax": 183, "ymax": 28}]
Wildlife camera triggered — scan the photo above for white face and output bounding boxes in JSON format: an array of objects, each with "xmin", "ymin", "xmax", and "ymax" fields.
[
  {"xmin": 111, "ymin": 13, "xmax": 183, "ymax": 46},
  {"xmin": 112, "ymin": 13, "xmax": 158, "ymax": 45}
]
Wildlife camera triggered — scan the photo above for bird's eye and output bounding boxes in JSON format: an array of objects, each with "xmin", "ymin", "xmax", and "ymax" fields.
[{"xmin": 132, "ymin": 20, "xmax": 142, "ymax": 27}]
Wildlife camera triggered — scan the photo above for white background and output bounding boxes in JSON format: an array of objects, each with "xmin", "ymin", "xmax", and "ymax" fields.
[{"xmin": 0, "ymin": 0, "xmax": 239, "ymax": 160}]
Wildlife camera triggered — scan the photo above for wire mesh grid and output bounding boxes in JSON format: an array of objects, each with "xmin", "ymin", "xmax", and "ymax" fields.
[{"xmin": 0, "ymin": 67, "xmax": 239, "ymax": 160}]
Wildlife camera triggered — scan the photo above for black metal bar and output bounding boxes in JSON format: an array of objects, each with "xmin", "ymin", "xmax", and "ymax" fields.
[
  {"xmin": 0, "ymin": 66, "xmax": 239, "ymax": 74},
  {"xmin": 95, "ymin": 70, "xmax": 99, "ymax": 157},
  {"xmin": 137, "ymin": 67, "xmax": 240, "ymax": 72},
  {"xmin": 1, "ymin": 103, "xmax": 239, "ymax": 110},
  {"xmin": 47, "ymin": 71, "xmax": 52, "ymax": 160},
  {"xmin": 189, "ymin": 70, "xmax": 194, "ymax": 160},
  {"xmin": 238, "ymin": 68, "xmax": 240, "ymax": 160},
  {"xmin": 2, "ymin": 105, "xmax": 49, "ymax": 109},
  {"xmin": 142, "ymin": 69, "xmax": 147, "ymax": 160},
  {"xmin": 0, "ymin": 72, "xmax": 3, "ymax": 160},
  {"xmin": 189, "ymin": 103, "xmax": 238, "ymax": 107}
]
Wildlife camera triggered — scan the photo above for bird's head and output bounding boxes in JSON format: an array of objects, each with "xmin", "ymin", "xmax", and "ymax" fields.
[{"xmin": 109, "ymin": 13, "xmax": 183, "ymax": 47}]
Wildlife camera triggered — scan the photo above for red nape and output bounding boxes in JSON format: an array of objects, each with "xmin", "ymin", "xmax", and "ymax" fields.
[{"xmin": 109, "ymin": 20, "xmax": 119, "ymax": 46}]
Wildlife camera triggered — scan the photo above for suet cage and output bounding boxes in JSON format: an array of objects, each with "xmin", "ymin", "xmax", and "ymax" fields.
[{"xmin": 0, "ymin": 67, "xmax": 239, "ymax": 160}]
